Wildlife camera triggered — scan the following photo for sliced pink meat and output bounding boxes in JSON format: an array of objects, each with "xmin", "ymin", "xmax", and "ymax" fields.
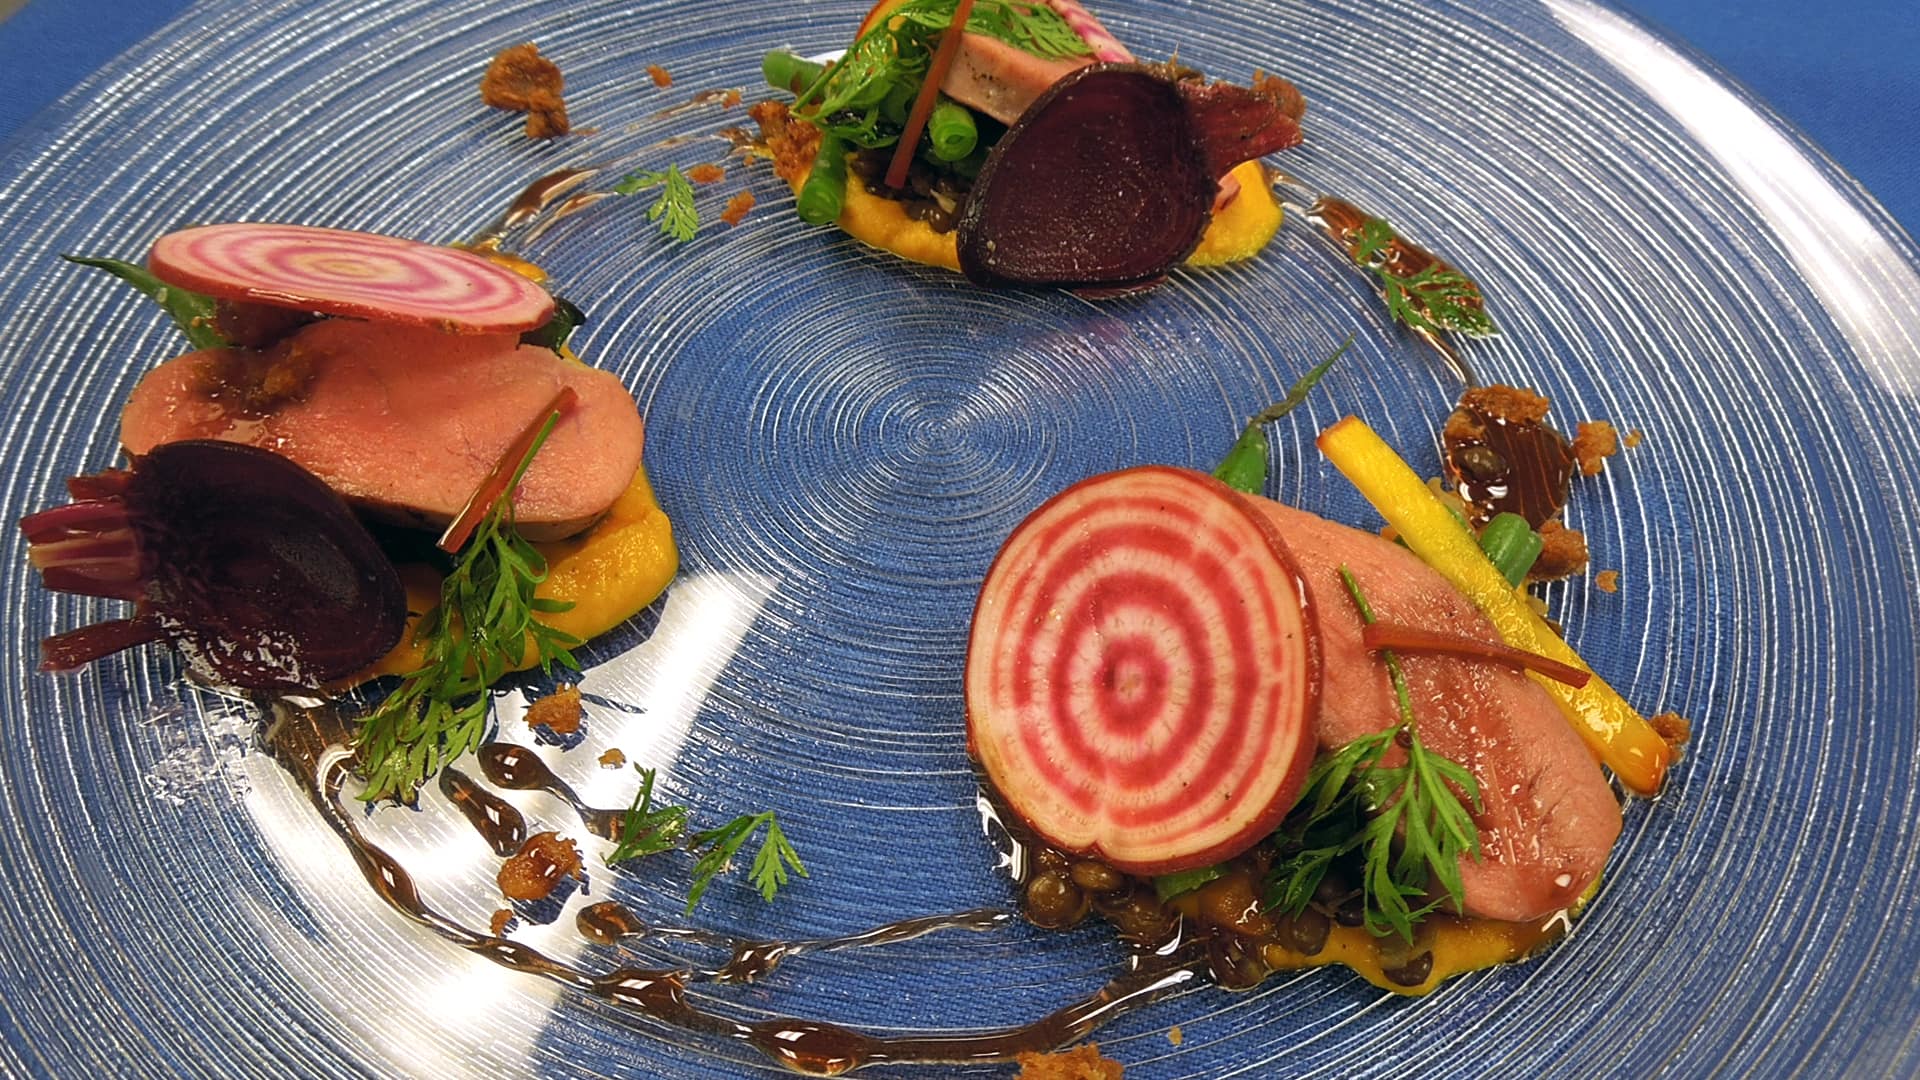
[
  {"xmin": 119, "ymin": 319, "xmax": 644, "ymax": 541},
  {"xmin": 940, "ymin": 32, "xmax": 1093, "ymax": 125},
  {"xmin": 1041, "ymin": 0, "xmax": 1133, "ymax": 62},
  {"xmin": 1244, "ymin": 496, "xmax": 1622, "ymax": 923}
]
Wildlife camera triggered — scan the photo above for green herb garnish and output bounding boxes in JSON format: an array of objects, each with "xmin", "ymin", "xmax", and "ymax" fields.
[
  {"xmin": 354, "ymin": 414, "xmax": 582, "ymax": 804},
  {"xmin": 615, "ymin": 165, "xmax": 700, "ymax": 242},
  {"xmin": 1212, "ymin": 333, "xmax": 1355, "ymax": 496},
  {"xmin": 686, "ymin": 811, "xmax": 808, "ymax": 913},
  {"xmin": 1154, "ymin": 864, "xmax": 1228, "ymax": 902},
  {"xmin": 1348, "ymin": 217, "xmax": 1497, "ymax": 338},
  {"xmin": 1264, "ymin": 567, "xmax": 1482, "ymax": 943},
  {"xmin": 604, "ymin": 766, "xmax": 690, "ymax": 866},
  {"xmin": 793, "ymin": 0, "xmax": 1090, "ymax": 149},
  {"xmin": 63, "ymin": 255, "xmax": 228, "ymax": 350}
]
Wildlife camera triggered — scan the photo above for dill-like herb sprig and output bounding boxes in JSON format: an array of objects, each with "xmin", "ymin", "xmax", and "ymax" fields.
[
  {"xmin": 1265, "ymin": 567, "xmax": 1482, "ymax": 942},
  {"xmin": 604, "ymin": 766, "xmax": 691, "ymax": 865},
  {"xmin": 1349, "ymin": 217, "xmax": 1497, "ymax": 339},
  {"xmin": 615, "ymin": 165, "xmax": 700, "ymax": 242},
  {"xmin": 354, "ymin": 415, "xmax": 581, "ymax": 804}
]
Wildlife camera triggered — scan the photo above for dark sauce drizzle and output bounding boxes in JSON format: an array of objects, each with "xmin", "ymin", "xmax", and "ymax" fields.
[
  {"xmin": 438, "ymin": 766, "xmax": 526, "ymax": 857},
  {"xmin": 578, "ymin": 900, "xmax": 1011, "ymax": 984},
  {"xmin": 474, "ymin": 740, "xmax": 625, "ymax": 841},
  {"xmin": 265, "ymin": 700, "xmax": 1205, "ymax": 1074}
]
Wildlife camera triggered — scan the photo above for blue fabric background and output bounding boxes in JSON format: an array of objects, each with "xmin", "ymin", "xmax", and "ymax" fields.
[{"xmin": 1, "ymin": 0, "xmax": 1914, "ymax": 235}]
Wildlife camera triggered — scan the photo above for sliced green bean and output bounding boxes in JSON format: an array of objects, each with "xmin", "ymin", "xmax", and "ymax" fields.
[
  {"xmin": 926, "ymin": 99, "xmax": 978, "ymax": 161},
  {"xmin": 761, "ymin": 51, "xmax": 827, "ymax": 95},
  {"xmin": 796, "ymin": 135, "xmax": 850, "ymax": 225},
  {"xmin": 1478, "ymin": 512, "xmax": 1543, "ymax": 586}
]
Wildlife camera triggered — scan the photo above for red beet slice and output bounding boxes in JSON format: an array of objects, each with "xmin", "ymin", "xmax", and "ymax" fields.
[
  {"xmin": 20, "ymin": 440, "xmax": 406, "ymax": 690},
  {"xmin": 965, "ymin": 466, "xmax": 1319, "ymax": 875},
  {"xmin": 955, "ymin": 65, "xmax": 1304, "ymax": 292},
  {"xmin": 148, "ymin": 223, "xmax": 554, "ymax": 334}
]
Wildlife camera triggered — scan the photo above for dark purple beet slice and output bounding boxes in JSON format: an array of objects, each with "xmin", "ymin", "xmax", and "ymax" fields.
[
  {"xmin": 1177, "ymin": 78, "xmax": 1306, "ymax": 179},
  {"xmin": 20, "ymin": 440, "xmax": 406, "ymax": 690},
  {"xmin": 958, "ymin": 65, "xmax": 1213, "ymax": 291},
  {"xmin": 957, "ymin": 64, "xmax": 1304, "ymax": 291}
]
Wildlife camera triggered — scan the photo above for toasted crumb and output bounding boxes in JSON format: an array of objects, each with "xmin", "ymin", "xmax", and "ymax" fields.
[
  {"xmin": 1572, "ymin": 420, "xmax": 1620, "ymax": 477},
  {"xmin": 720, "ymin": 191, "xmax": 756, "ymax": 226},
  {"xmin": 489, "ymin": 908, "xmax": 515, "ymax": 936},
  {"xmin": 1595, "ymin": 569, "xmax": 1620, "ymax": 593},
  {"xmin": 1166, "ymin": 1025, "xmax": 1183, "ymax": 1047},
  {"xmin": 1459, "ymin": 384, "xmax": 1552, "ymax": 426},
  {"xmin": 749, "ymin": 100, "xmax": 821, "ymax": 186},
  {"xmin": 723, "ymin": 88, "xmax": 743, "ymax": 107},
  {"xmin": 1530, "ymin": 520, "xmax": 1590, "ymax": 581},
  {"xmin": 1015, "ymin": 1044, "xmax": 1123, "ymax": 1080},
  {"xmin": 526, "ymin": 685, "xmax": 583, "ymax": 735},
  {"xmin": 647, "ymin": 64, "xmax": 673, "ymax": 88},
  {"xmin": 598, "ymin": 747, "xmax": 628, "ymax": 769},
  {"xmin": 686, "ymin": 162, "xmax": 726, "ymax": 184},
  {"xmin": 498, "ymin": 831, "xmax": 585, "ymax": 901},
  {"xmin": 1651, "ymin": 711, "xmax": 1693, "ymax": 750},
  {"xmin": 1626, "ymin": 428, "xmax": 1645, "ymax": 448},
  {"xmin": 481, "ymin": 43, "xmax": 570, "ymax": 139}
]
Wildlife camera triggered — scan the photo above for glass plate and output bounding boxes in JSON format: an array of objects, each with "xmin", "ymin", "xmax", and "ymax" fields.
[{"xmin": 2, "ymin": 0, "xmax": 1917, "ymax": 1076}]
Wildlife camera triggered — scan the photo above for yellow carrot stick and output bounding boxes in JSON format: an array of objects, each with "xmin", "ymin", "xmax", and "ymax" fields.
[{"xmin": 1316, "ymin": 415, "xmax": 1672, "ymax": 796}]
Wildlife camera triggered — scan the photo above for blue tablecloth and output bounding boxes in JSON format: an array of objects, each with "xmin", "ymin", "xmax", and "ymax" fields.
[{"xmin": 1, "ymin": 0, "xmax": 1914, "ymax": 237}]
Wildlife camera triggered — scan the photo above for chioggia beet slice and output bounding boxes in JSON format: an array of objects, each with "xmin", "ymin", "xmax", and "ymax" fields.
[
  {"xmin": 147, "ymin": 222, "xmax": 555, "ymax": 334},
  {"xmin": 965, "ymin": 466, "xmax": 1319, "ymax": 874},
  {"xmin": 19, "ymin": 439, "xmax": 406, "ymax": 690}
]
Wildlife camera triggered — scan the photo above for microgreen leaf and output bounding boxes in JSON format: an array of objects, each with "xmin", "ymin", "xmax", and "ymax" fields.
[
  {"xmin": 63, "ymin": 255, "xmax": 228, "ymax": 350},
  {"xmin": 684, "ymin": 811, "xmax": 806, "ymax": 913},
  {"xmin": 615, "ymin": 165, "xmax": 700, "ymax": 242}
]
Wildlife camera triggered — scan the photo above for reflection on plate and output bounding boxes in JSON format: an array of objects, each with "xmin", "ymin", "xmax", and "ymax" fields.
[{"xmin": 1, "ymin": 0, "xmax": 1918, "ymax": 1077}]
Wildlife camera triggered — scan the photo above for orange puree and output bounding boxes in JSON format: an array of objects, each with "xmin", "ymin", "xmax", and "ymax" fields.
[{"xmin": 363, "ymin": 464, "xmax": 678, "ymax": 680}]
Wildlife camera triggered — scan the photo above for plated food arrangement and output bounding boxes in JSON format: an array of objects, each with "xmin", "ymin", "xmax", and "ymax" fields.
[{"xmin": 17, "ymin": 0, "xmax": 1914, "ymax": 1076}]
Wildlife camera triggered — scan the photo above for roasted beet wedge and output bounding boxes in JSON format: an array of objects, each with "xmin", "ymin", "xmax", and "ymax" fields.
[
  {"xmin": 956, "ymin": 64, "xmax": 1304, "ymax": 292},
  {"xmin": 20, "ymin": 440, "xmax": 406, "ymax": 689}
]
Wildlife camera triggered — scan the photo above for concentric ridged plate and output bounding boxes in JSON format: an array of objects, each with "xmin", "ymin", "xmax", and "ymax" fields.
[{"xmin": 1, "ymin": 0, "xmax": 1917, "ymax": 1076}]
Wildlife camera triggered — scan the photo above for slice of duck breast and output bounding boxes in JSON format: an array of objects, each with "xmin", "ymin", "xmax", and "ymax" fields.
[
  {"xmin": 1243, "ymin": 496, "xmax": 1622, "ymax": 923},
  {"xmin": 120, "ymin": 319, "xmax": 644, "ymax": 541},
  {"xmin": 940, "ymin": 33, "xmax": 1094, "ymax": 126}
]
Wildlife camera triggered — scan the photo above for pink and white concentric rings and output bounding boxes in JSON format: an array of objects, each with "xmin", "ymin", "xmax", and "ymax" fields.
[
  {"xmin": 148, "ymin": 223, "xmax": 554, "ymax": 334},
  {"xmin": 966, "ymin": 466, "xmax": 1319, "ymax": 875}
]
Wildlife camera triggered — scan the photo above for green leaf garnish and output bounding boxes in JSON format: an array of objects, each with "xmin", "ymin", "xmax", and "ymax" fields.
[
  {"xmin": 604, "ymin": 766, "xmax": 690, "ymax": 866},
  {"xmin": 1154, "ymin": 864, "xmax": 1227, "ymax": 902},
  {"xmin": 792, "ymin": 0, "xmax": 1090, "ymax": 150},
  {"xmin": 1212, "ymin": 333, "xmax": 1355, "ymax": 496},
  {"xmin": 1348, "ymin": 217, "xmax": 1497, "ymax": 339},
  {"xmin": 615, "ymin": 165, "xmax": 700, "ymax": 242},
  {"xmin": 63, "ymin": 255, "xmax": 228, "ymax": 350},
  {"xmin": 353, "ymin": 413, "xmax": 582, "ymax": 804},
  {"xmin": 1264, "ymin": 567, "xmax": 1483, "ymax": 943},
  {"xmin": 685, "ymin": 811, "xmax": 807, "ymax": 912}
]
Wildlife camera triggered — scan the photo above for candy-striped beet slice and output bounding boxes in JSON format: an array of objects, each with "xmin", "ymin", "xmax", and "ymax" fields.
[
  {"xmin": 966, "ymin": 466, "xmax": 1319, "ymax": 875},
  {"xmin": 148, "ymin": 223, "xmax": 554, "ymax": 334}
]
